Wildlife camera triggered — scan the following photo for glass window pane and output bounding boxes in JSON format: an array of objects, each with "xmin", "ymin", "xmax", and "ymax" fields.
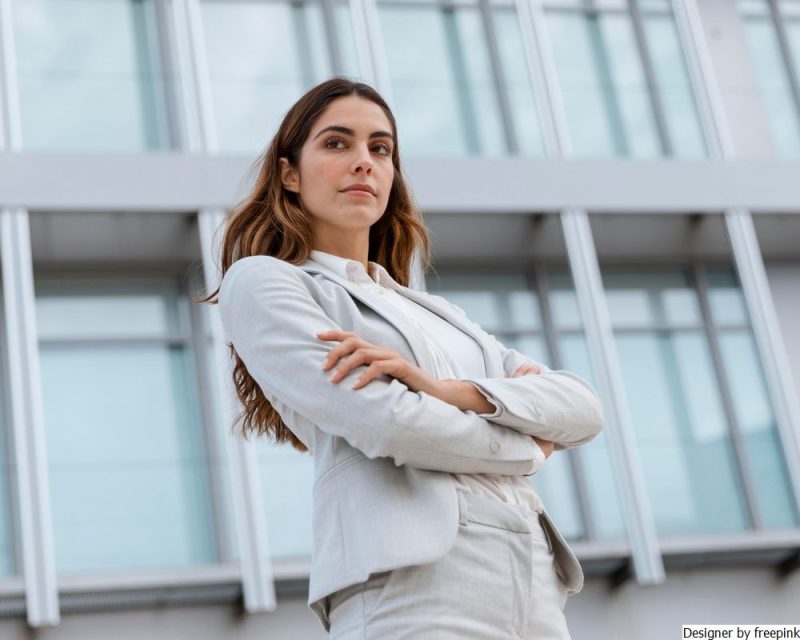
[
  {"xmin": 35, "ymin": 280, "xmax": 183, "ymax": 339},
  {"xmin": 719, "ymin": 330, "xmax": 798, "ymax": 528},
  {"xmin": 13, "ymin": 0, "xmax": 169, "ymax": 151},
  {"xmin": 201, "ymin": 0, "xmax": 359, "ymax": 153},
  {"xmin": 706, "ymin": 268, "xmax": 749, "ymax": 326},
  {"xmin": 257, "ymin": 444, "xmax": 314, "ymax": 561},
  {"xmin": 544, "ymin": 9, "xmax": 659, "ymax": 157},
  {"xmin": 558, "ymin": 334, "xmax": 627, "ymax": 540},
  {"xmin": 0, "ymin": 395, "xmax": 14, "ymax": 577},
  {"xmin": 643, "ymin": 14, "xmax": 708, "ymax": 158},
  {"xmin": 603, "ymin": 270, "xmax": 702, "ymax": 327},
  {"xmin": 493, "ymin": 6, "xmax": 547, "ymax": 156},
  {"xmin": 426, "ymin": 272, "xmax": 541, "ymax": 332},
  {"xmin": 547, "ymin": 272, "xmax": 584, "ymax": 330},
  {"xmin": 736, "ymin": 1, "xmax": 800, "ymax": 157},
  {"xmin": 38, "ymin": 281, "xmax": 216, "ymax": 574},
  {"xmin": 616, "ymin": 332, "xmax": 749, "ymax": 535},
  {"xmin": 378, "ymin": 3, "xmax": 504, "ymax": 156}
]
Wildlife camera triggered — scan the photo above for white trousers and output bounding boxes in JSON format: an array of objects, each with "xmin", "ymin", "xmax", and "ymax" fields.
[{"xmin": 328, "ymin": 489, "xmax": 573, "ymax": 639}]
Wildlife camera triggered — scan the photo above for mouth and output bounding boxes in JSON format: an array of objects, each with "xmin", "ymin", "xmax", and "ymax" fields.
[{"xmin": 341, "ymin": 184, "xmax": 377, "ymax": 196}]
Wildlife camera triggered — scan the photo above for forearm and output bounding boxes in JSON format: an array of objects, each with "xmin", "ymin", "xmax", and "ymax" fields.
[{"xmin": 427, "ymin": 379, "xmax": 499, "ymax": 414}]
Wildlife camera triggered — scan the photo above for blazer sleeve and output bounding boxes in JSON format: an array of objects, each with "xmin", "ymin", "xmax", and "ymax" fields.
[
  {"xmin": 218, "ymin": 256, "xmax": 546, "ymax": 476},
  {"xmin": 432, "ymin": 296, "xmax": 605, "ymax": 452}
]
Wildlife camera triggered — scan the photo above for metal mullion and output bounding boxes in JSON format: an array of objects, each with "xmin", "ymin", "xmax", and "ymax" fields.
[
  {"xmin": 0, "ymin": 207, "xmax": 59, "ymax": 626},
  {"xmin": 535, "ymin": 265, "xmax": 598, "ymax": 542},
  {"xmin": 691, "ymin": 263, "xmax": 762, "ymax": 531},
  {"xmin": 522, "ymin": 0, "xmax": 574, "ymax": 154},
  {"xmin": 137, "ymin": 0, "xmax": 175, "ymax": 150},
  {"xmin": 561, "ymin": 208, "xmax": 665, "ymax": 585},
  {"xmin": 349, "ymin": 0, "xmax": 388, "ymax": 93},
  {"xmin": 0, "ymin": 0, "xmax": 21, "ymax": 149},
  {"xmin": 198, "ymin": 210, "xmax": 276, "ymax": 614},
  {"xmin": 321, "ymin": 0, "xmax": 345, "ymax": 75},
  {"xmin": 669, "ymin": 0, "xmax": 731, "ymax": 158},
  {"xmin": 178, "ymin": 0, "xmax": 218, "ymax": 151},
  {"xmin": 292, "ymin": 1, "xmax": 317, "ymax": 89},
  {"xmin": 478, "ymin": 0, "xmax": 519, "ymax": 153},
  {"xmin": 37, "ymin": 336, "xmax": 192, "ymax": 347},
  {"xmin": 724, "ymin": 208, "xmax": 800, "ymax": 524},
  {"xmin": 628, "ymin": 0, "xmax": 673, "ymax": 155},
  {"xmin": 186, "ymin": 270, "xmax": 230, "ymax": 566},
  {"xmin": 767, "ymin": 0, "xmax": 800, "ymax": 135}
]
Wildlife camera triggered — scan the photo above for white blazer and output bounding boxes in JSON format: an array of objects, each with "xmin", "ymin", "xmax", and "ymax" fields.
[{"xmin": 218, "ymin": 254, "xmax": 605, "ymax": 631}]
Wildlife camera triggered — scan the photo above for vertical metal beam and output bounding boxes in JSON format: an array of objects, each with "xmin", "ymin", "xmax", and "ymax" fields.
[
  {"xmin": 198, "ymin": 209, "xmax": 277, "ymax": 613},
  {"xmin": 519, "ymin": 0, "xmax": 572, "ymax": 155},
  {"xmin": 172, "ymin": 0, "xmax": 275, "ymax": 612},
  {"xmin": 0, "ymin": 0, "xmax": 22, "ymax": 149},
  {"xmin": 670, "ymin": 0, "xmax": 732, "ymax": 158},
  {"xmin": 0, "ymin": 207, "xmax": 60, "ymax": 626},
  {"xmin": 320, "ymin": 0, "xmax": 345, "ymax": 75},
  {"xmin": 674, "ymin": 0, "xmax": 800, "ymax": 522},
  {"xmin": 561, "ymin": 208, "xmax": 665, "ymax": 585},
  {"xmin": 724, "ymin": 208, "xmax": 800, "ymax": 522},
  {"xmin": 350, "ymin": 0, "xmax": 392, "ymax": 96},
  {"xmin": 628, "ymin": 0, "xmax": 673, "ymax": 155},
  {"xmin": 478, "ymin": 0, "xmax": 519, "ymax": 154}
]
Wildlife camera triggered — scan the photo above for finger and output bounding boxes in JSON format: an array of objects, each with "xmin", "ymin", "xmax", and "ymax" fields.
[
  {"xmin": 352, "ymin": 359, "xmax": 400, "ymax": 389},
  {"xmin": 321, "ymin": 336, "xmax": 365, "ymax": 371},
  {"xmin": 316, "ymin": 330, "xmax": 356, "ymax": 340},
  {"xmin": 329, "ymin": 348, "xmax": 384, "ymax": 382}
]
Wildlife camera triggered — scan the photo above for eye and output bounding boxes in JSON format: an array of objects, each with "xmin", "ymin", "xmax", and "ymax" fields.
[
  {"xmin": 324, "ymin": 137, "xmax": 346, "ymax": 149},
  {"xmin": 373, "ymin": 143, "xmax": 393, "ymax": 156}
]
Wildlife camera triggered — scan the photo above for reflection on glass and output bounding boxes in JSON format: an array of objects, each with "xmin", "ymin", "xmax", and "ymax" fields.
[
  {"xmin": 558, "ymin": 333, "xmax": 627, "ymax": 540},
  {"xmin": 544, "ymin": 5, "xmax": 705, "ymax": 157},
  {"xmin": 201, "ymin": 0, "xmax": 359, "ymax": 153},
  {"xmin": 257, "ymin": 443, "xmax": 314, "ymax": 561},
  {"xmin": 615, "ymin": 332, "xmax": 748, "ymax": 534},
  {"xmin": 379, "ymin": 3, "xmax": 504, "ymax": 156},
  {"xmin": 37, "ymin": 282, "xmax": 216, "ymax": 573},
  {"xmin": 13, "ymin": 0, "xmax": 168, "ymax": 151},
  {"xmin": 719, "ymin": 331, "xmax": 798, "ymax": 528},
  {"xmin": 736, "ymin": 0, "xmax": 800, "ymax": 157}
]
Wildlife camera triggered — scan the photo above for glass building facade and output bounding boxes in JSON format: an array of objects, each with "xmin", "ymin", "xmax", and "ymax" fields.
[{"xmin": 1, "ymin": 0, "xmax": 799, "ymax": 635}]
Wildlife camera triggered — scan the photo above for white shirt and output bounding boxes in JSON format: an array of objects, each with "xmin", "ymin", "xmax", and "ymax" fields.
[{"xmin": 309, "ymin": 249, "xmax": 545, "ymax": 514}]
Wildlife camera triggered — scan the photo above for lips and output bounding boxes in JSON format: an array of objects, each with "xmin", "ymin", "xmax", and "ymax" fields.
[{"xmin": 342, "ymin": 184, "xmax": 376, "ymax": 196}]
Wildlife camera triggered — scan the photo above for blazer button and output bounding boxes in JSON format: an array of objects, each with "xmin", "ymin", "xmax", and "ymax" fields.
[{"xmin": 490, "ymin": 440, "xmax": 500, "ymax": 453}]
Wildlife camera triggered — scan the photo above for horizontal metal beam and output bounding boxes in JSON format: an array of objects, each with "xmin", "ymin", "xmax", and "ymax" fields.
[{"xmin": 3, "ymin": 154, "xmax": 800, "ymax": 214}]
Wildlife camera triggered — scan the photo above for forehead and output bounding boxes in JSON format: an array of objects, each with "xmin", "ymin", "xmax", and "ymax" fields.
[{"xmin": 311, "ymin": 95, "xmax": 393, "ymax": 136}]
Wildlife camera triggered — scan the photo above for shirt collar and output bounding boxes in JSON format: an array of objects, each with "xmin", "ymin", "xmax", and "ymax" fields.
[{"xmin": 308, "ymin": 249, "xmax": 400, "ymax": 291}]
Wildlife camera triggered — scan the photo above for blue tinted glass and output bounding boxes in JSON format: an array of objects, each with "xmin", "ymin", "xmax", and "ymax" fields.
[
  {"xmin": 545, "ymin": 10, "xmax": 659, "ymax": 157},
  {"xmin": 603, "ymin": 270, "xmax": 701, "ymax": 327},
  {"xmin": 378, "ymin": 4, "xmax": 505, "ymax": 156},
  {"xmin": 642, "ymin": 15, "xmax": 708, "ymax": 158},
  {"xmin": 719, "ymin": 330, "xmax": 798, "ymax": 528},
  {"xmin": 616, "ymin": 331, "xmax": 748, "ymax": 535},
  {"xmin": 41, "ymin": 343, "xmax": 216, "ymax": 573},
  {"xmin": 426, "ymin": 272, "xmax": 540, "ymax": 332},
  {"xmin": 493, "ymin": 7, "xmax": 547, "ymax": 156},
  {"xmin": 13, "ymin": 0, "xmax": 168, "ymax": 151},
  {"xmin": 706, "ymin": 268, "xmax": 749, "ymax": 326},
  {"xmin": 558, "ymin": 334, "xmax": 627, "ymax": 541},
  {"xmin": 201, "ymin": 0, "xmax": 359, "ymax": 153},
  {"xmin": 257, "ymin": 443, "xmax": 314, "ymax": 561},
  {"xmin": 737, "ymin": 8, "xmax": 800, "ymax": 157}
]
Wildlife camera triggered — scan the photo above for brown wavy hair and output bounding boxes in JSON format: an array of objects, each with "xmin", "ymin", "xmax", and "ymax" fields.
[{"xmin": 196, "ymin": 77, "xmax": 432, "ymax": 453}]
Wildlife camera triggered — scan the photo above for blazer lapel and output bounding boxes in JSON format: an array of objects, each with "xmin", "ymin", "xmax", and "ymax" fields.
[{"xmin": 297, "ymin": 258, "xmax": 502, "ymax": 378}]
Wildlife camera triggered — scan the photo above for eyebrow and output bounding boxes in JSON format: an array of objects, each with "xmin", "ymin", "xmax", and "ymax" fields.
[{"xmin": 313, "ymin": 125, "xmax": 394, "ymax": 142}]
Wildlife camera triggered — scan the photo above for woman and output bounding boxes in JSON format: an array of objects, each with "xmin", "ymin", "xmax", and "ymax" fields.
[{"xmin": 203, "ymin": 77, "xmax": 604, "ymax": 638}]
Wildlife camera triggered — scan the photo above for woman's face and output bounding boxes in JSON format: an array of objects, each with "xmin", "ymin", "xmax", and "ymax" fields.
[{"xmin": 279, "ymin": 95, "xmax": 395, "ymax": 242}]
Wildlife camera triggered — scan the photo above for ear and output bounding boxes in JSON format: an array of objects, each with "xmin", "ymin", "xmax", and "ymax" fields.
[{"xmin": 279, "ymin": 157, "xmax": 300, "ymax": 193}]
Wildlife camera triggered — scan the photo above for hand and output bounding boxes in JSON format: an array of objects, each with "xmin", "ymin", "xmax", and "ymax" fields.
[
  {"xmin": 317, "ymin": 330, "xmax": 438, "ymax": 394},
  {"xmin": 508, "ymin": 363, "xmax": 555, "ymax": 460}
]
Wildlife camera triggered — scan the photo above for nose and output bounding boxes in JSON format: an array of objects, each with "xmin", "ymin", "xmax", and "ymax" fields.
[{"xmin": 351, "ymin": 143, "xmax": 373, "ymax": 175}]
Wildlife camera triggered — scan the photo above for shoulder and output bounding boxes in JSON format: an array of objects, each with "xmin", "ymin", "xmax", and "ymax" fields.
[{"xmin": 219, "ymin": 256, "xmax": 306, "ymax": 306}]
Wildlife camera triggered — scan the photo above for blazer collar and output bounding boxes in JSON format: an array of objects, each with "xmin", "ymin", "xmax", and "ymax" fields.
[{"xmin": 297, "ymin": 257, "xmax": 502, "ymax": 378}]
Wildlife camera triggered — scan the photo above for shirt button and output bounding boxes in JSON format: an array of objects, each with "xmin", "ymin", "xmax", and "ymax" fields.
[{"xmin": 490, "ymin": 440, "xmax": 500, "ymax": 453}]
